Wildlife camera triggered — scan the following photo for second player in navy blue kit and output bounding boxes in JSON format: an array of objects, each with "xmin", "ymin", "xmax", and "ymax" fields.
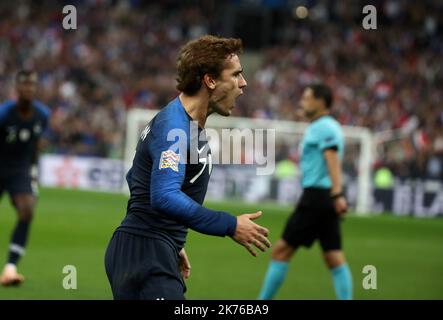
[
  {"xmin": 105, "ymin": 35, "xmax": 271, "ymax": 300},
  {"xmin": 0, "ymin": 70, "xmax": 50, "ymax": 286}
]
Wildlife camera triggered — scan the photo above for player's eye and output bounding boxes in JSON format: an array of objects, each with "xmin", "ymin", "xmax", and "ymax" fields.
[{"xmin": 233, "ymin": 70, "xmax": 243, "ymax": 77}]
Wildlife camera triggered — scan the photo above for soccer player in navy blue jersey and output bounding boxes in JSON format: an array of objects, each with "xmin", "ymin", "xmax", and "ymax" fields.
[
  {"xmin": 0, "ymin": 70, "xmax": 51, "ymax": 286},
  {"xmin": 105, "ymin": 35, "xmax": 271, "ymax": 300}
]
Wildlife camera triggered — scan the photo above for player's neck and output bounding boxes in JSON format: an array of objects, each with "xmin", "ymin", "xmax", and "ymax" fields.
[
  {"xmin": 179, "ymin": 93, "xmax": 208, "ymax": 128},
  {"xmin": 17, "ymin": 99, "xmax": 34, "ymax": 119},
  {"xmin": 310, "ymin": 110, "xmax": 329, "ymax": 122}
]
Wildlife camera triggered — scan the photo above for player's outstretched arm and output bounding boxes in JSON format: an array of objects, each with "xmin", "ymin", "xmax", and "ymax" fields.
[
  {"xmin": 149, "ymin": 119, "xmax": 237, "ymax": 237},
  {"xmin": 148, "ymin": 118, "xmax": 271, "ymax": 254},
  {"xmin": 150, "ymin": 177, "xmax": 237, "ymax": 236},
  {"xmin": 152, "ymin": 180, "xmax": 271, "ymax": 256}
]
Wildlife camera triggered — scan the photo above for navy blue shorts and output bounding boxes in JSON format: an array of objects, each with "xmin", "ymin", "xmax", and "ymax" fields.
[
  {"xmin": 104, "ymin": 231, "xmax": 186, "ymax": 300},
  {"xmin": 0, "ymin": 171, "xmax": 34, "ymax": 197}
]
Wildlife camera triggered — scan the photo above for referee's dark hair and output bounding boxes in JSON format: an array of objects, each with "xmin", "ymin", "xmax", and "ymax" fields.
[{"xmin": 307, "ymin": 83, "xmax": 333, "ymax": 109}]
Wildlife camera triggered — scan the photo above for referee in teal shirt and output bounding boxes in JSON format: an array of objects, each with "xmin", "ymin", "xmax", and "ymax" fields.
[{"xmin": 258, "ymin": 84, "xmax": 353, "ymax": 300}]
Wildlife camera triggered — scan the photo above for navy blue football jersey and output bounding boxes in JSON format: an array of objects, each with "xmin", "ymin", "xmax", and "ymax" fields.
[
  {"xmin": 117, "ymin": 97, "xmax": 237, "ymax": 251},
  {"xmin": 0, "ymin": 100, "xmax": 50, "ymax": 175}
]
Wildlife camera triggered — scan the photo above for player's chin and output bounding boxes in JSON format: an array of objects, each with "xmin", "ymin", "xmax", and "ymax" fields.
[
  {"xmin": 220, "ymin": 106, "xmax": 234, "ymax": 117},
  {"xmin": 303, "ymin": 109, "xmax": 312, "ymax": 118},
  {"xmin": 20, "ymin": 96, "xmax": 33, "ymax": 102}
]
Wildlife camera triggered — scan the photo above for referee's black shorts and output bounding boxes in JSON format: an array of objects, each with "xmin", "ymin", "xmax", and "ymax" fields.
[
  {"xmin": 104, "ymin": 231, "xmax": 186, "ymax": 300},
  {"xmin": 282, "ymin": 188, "xmax": 342, "ymax": 252}
]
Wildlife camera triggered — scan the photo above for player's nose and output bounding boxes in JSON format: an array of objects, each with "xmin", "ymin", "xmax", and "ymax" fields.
[{"xmin": 239, "ymin": 74, "xmax": 247, "ymax": 89}]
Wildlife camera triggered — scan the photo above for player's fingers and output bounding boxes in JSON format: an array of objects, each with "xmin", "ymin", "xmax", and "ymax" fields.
[
  {"xmin": 244, "ymin": 243, "xmax": 257, "ymax": 257},
  {"xmin": 255, "ymin": 233, "xmax": 271, "ymax": 248},
  {"xmin": 254, "ymin": 224, "xmax": 269, "ymax": 237},
  {"xmin": 252, "ymin": 239, "xmax": 267, "ymax": 252},
  {"xmin": 248, "ymin": 211, "xmax": 262, "ymax": 220},
  {"xmin": 180, "ymin": 262, "xmax": 191, "ymax": 278}
]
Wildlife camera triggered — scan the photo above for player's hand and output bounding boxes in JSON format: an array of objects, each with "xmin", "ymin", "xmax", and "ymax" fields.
[
  {"xmin": 334, "ymin": 196, "xmax": 348, "ymax": 216},
  {"xmin": 179, "ymin": 248, "xmax": 191, "ymax": 280},
  {"xmin": 231, "ymin": 211, "xmax": 271, "ymax": 257}
]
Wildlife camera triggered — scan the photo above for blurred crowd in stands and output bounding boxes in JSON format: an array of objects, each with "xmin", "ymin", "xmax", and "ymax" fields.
[{"xmin": 0, "ymin": 0, "xmax": 442, "ymax": 181}]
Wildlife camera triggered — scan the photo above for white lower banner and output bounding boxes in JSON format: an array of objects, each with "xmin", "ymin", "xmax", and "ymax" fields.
[
  {"xmin": 39, "ymin": 154, "xmax": 125, "ymax": 192},
  {"xmin": 38, "ymin": 155, "xmax": 442, "ymax": 217}
]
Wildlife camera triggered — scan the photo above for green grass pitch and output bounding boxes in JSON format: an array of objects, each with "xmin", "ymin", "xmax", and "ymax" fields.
[{"xmin": 0, "ymin": 188, "xmax": 442, "ymax": 299}]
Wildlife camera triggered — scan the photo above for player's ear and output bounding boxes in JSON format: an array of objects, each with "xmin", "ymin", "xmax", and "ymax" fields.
[{"xmin": 203, "ymin": 74, "xmax": 216, "ymax": 90}]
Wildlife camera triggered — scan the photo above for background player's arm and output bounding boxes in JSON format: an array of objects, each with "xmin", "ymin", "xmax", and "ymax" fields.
[
  {"xmin": 30, "ymin": 142, "xmax": 41, "ymax": 195},
  {"xmin": 31, "ymin": 138, "xmax": 47, "ymax": 178},
  {"xmin": 324, "ymin": 149, "xmax": 348, "ymax": 215},
  {"xmin": 31, "ymin": 138, "xmax": 45, "ymax": 166},
  {"xmin": 30, "ymin": 110, "xmax": 51, "ymax": 194}
]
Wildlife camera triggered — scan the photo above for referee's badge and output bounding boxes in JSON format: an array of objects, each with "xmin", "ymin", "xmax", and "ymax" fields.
[{"xmin": 159, "ymin": 150, "xmax": 180, "ymax": 172}]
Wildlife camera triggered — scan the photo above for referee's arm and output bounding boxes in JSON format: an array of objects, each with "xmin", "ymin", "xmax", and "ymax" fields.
[{"xmin": 324, "ymin": 148, "xmax": 348, "ymax": 215}]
